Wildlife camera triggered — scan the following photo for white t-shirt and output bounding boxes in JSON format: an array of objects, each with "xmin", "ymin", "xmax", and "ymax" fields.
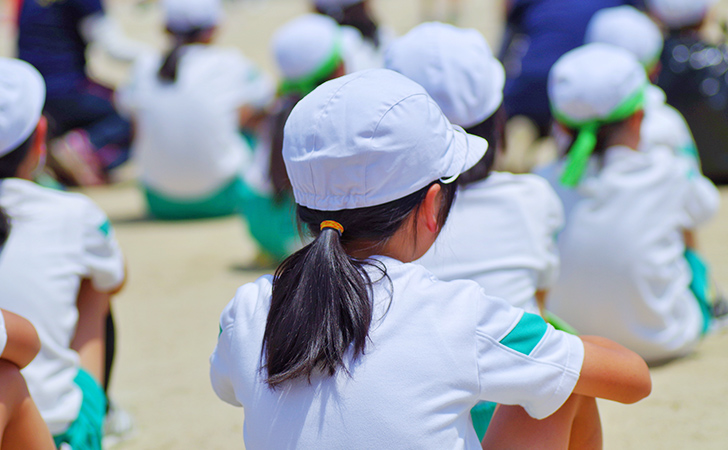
[
  {"xmin": 0, "ymin": 178, "xmax": 125, "ymax": 434},
  {"xmin": 641, "ymin": 85, "xmax": 698, "ymax": 164},
  {"xmin": 0, "ymin": 311, "xmax": 6, "ymax": 358},
  {"xmin": 341, "ymin": 25, "xmax": 394, "ymax": 73},
  {"xmin": 546, "ymin": 146, "xmax": 720, "ymax": 363},
  {"xmin": 116, "ymin": 44, "xmax": 274, "ymax": 198},
  {"xmin": 210, "ymin": 256, "xmax": 584, "ymax": 449},
  {"xmin": 416, "ymin": 172, "xmax": 563, "ymax": 313}
]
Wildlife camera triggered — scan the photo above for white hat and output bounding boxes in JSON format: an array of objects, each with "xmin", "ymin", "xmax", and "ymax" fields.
[
  {"xmin": 384, "ymin": 22, "xmax": 505, "ymax": 128},
  {"xmin": 163, "ymin": 0, "xmax": 222, "ymax": 33},
  {"xmin": 0, "ymin": 58, "xmax": 45, "ymax": 157},
  {"xmin": 283, "ymin": 69, "xmax": 488, "ymax": 211},
  {"xmin": 585, "ymin": 6, "xmax": 664, "ymax": 69},
  {"xmin": 549, "ymin": 43, "xmax": 647, "ymax": 125},
  {"xmin": 273, "ymin": 14, "xmax": 342, "ymax": 83},
  {"xmin": 548, "ymin": 44, "xmax": 647, "ymax": 187},
  {"xmin": 646, "ymin": 0, "xmax": 718, "ymax": 29}
]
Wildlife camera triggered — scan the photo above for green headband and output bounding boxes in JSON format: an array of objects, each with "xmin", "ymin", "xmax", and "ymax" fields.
[
  {"xmin": 553, "ymin": 85, "xmax": 646, "ymax": 188},
  {"xmin": 278, "ymin": 37, "xmax": 343, "ymax": 98}
]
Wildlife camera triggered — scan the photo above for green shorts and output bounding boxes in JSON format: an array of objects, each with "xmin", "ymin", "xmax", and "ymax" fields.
[
  {"xmin": 53, "ymin": 369, "xmax": 107, "ymax": 450},
  {"xmin": 685, "ymin": 249, "xmax": 714, "ymax": 335},
  {"xmin": 471, "ymin": 401, "xmax": 497, "ymax": 441},
  {"xmin": 238, "ymin": 180, "xmax": 300, "ymax": 261},
  {"xmin": 143, "ymin": 178, "xmax": 245, "ymax": 220}
]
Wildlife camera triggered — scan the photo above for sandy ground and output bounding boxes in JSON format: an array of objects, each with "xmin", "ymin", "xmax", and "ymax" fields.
[{"xmin": 2, "ymin": 0, "xmax": 728, "ymax": 448}]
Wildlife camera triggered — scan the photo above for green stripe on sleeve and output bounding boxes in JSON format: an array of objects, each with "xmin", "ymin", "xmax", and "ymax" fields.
[
  {"xmin": 500, "ymin": 313, "xmax": 548, "ymax": 356},
  {"xmin": 98, "ymin": 220, "xmax": 112, "ymax": 237}
]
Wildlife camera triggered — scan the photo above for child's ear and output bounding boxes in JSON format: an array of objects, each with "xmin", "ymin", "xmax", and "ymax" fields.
[{"xmin": 421, "ymin": 183, "xmax": 443, "ymax": 234}]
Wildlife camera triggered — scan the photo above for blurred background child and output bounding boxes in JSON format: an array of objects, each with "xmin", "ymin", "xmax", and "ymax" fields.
[
  {"xmin": 544, "ymin": 43, "xmax": 720, "ymax": 364},
  {"xmin": 16, "ymin": 0, "xmax": 147, "ymax": 186},
  {"xmin": 0, "ymin": 57, "xmax": 127, "ymax": 449},
  {"xmin": 116, "ymin": 0, "xmax": 274, "ymax": 221},
  {"xmin": 238, "ymin": 13, "xmax": 345, "ymax": 263}
]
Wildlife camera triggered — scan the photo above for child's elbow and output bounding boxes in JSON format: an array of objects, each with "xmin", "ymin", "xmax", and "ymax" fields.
[{"xmin": 623, "ymin": 371, "xmax": 652, "ymax": 404}]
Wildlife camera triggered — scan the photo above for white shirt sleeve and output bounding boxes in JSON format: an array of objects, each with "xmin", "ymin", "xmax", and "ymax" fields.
[
  {"xmin": 0, "ymin": 310, "xmax": 7, "ymax": 358},
  {"xmin": 217, "ymin": 51, "xmax": 275, "ymax": 111},
  {"xmin": 210, "ymin": 296, "xmax": 244, "ymax": 407},
  {"xmin": 79, "ymin": 200, "xmax": 126, "ymax": 292},
  {"xmin": 678, "ymin": 161, "xmax": 720, "ymax": 229},
  {"xmin": 474, "ymin": 291, "xmax": 584, "ymax": 419}
]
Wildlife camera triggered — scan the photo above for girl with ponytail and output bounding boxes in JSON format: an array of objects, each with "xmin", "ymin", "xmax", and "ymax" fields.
[{"xmin": 210, "ymin": 69, "xmax": 651, "ymax": 449}]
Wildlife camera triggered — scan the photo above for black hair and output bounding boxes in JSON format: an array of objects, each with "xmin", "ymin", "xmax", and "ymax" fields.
[
  {"xmin": 0, "ymin": 206, "xmax": 9, "ymax": 248},
  {"xmin": 563, "ymin": 118, "xmax": 630, "ymax": 161},
  {"xmin": 459, "ymin": 105, "xmax": 507, "ymax": 186},
  {"xmin": 316, "ymin": 2, "xmax": 380, "ymax": 47},
  {"xmin": 158, "ymin": 27, "xmax": 214, "ymax": 83},
  {"xmin": 0, "ymin": 130, "xmax": 36, "ymax": 179},
  {"xmin": 262, "ymin": 180, "xmax": 458, "ymax": 388}
]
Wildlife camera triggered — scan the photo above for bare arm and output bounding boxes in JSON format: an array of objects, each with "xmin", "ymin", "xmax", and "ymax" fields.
[
  {"xmin": 535, "ymin": 289, "xmax": 547, "ymax": 318},
  {"xmin": 683, "ymin": 229, "xmax": 697, "ymax": 250},
  {"xmin": 1, "ymin": 310, "xmax": 41, "ymax": 369},
  {"xmin": 573, "ymin": 335, "xmax": 652, "ymax": 404},
  {"xmin": 70, "ymin": 279, "xmax": 111, "ymax": 384}
]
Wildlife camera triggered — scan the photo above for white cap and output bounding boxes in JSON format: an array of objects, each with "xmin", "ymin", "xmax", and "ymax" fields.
[
  {"xmin": 0, "ymin": 58, "xmax": 45, "ymax": 157},
  {"xmin": 549, "ymin": 43, "xmax": 647, "ymax": 125},
  {"xmin": 163, "ymin": 0, "xmax": 222, "ymax": 34},
  {"xmin": 384, "ymin": 22, "xmax": 505, "ymax": 128},
  {"xmin": 283, "ymin": 69, "xmax": 488, "ymax": 211},
  {"xmin": 646, "ymin": 0, "xmax": 718, "ymax": 29},
  {"xmin": 273, "ymin": 14, "xmax": 341, "ymax": 81},
  {"xmin": 585, "ymin": 6, "xmax": 664, "ymax": 69}
]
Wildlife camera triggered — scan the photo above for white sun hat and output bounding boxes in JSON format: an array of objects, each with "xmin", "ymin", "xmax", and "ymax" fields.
[
  {"xmin": 585, "ymin": 6, "xmax": 664, "ymax": 70},
  {"xmin": 163, "ymin": 0, "xmax": 223, "ymax": 34},
  {"xmin": 645, "ymin": 0, "xmax": 718, "ymax": 29},
  {"xmin": 283, "ymin": 69, "xmax": 488, "ymax": 211},
  {"xmin": 384, "ymin": 22, "xmax": 505, "ymax": 128},
  {"xmin": 273, "ymin": 14, "xmax": 342, "ymax": 95},
  {"xmin": 548, "ymin": 43, "xmax": 647, "ymax": 187},
  {"xmin": 0, "ymin": 58, "xmax": 46, "ymax": 157}
]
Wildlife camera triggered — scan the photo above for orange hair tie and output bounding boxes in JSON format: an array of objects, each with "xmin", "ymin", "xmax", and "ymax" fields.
[{"xmin": 320, "ymin": 220, "xmax": 344, "ymax": 235}]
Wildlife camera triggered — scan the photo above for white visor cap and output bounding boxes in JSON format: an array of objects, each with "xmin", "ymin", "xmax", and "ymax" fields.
[
  {"xmin": 646, "ymin": 0, "xmax": 718, "ymax": 29},
  {"xmin": 273, "ymin": 14, "xmax": 341, "ymax": 81},
  {"xmin": 385, "ymin": 22, "xmax": 505, "ymax": 128},
  {"xmin": 0, "ymin": 58, "xmax": 45, "ymax": 157},
  {"xmin": 163, "ymin": 0, "xmax": 222, "ymax": 33},
  {"xmin": 585, "ymin": 6, "xmax": 663, "ymax": 68},
  {"xmin": 549, "ymin": 43, "xmax": 647, "ymax": 124},
  {"xmin": 283, "ymin": 69, "xmax": 488, "ymax": 211}
]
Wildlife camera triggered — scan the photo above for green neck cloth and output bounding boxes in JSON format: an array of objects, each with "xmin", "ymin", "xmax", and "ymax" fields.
[
  {"xmin": 553, "ymin": 86, "xmax": 646, "ymax": 188},
  {"xmin": 278, "ymin": 37, "xmax": 343, "ymax": 98}
]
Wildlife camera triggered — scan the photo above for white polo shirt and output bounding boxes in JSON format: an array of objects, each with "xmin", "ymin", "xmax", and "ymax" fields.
[
  {"xmin": 0, "ymin": 178, "xmax": 125, "ymax": 434},
  {"xmin": 116, "ymin": 44, "xmax": 274, "ymax": 198},
  {"xmin": 547, "ymin": 146, "xmax": 720, "ymax": 362},
  {"xmin": 416, "ymin": 172, "xmax": 563, "ymax": 313},
  {"xmin": 210, "ymin": 256, "xmax": 584, "ymax": 449},
  {"xmin": 0, "ymin": 311, "xmax": 6, "ymax": 358}
]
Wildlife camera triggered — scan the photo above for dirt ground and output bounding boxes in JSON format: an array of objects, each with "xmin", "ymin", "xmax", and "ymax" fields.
[{"xmin": 2, "ymin": 0, "xmax": 728, "ymax": 448}]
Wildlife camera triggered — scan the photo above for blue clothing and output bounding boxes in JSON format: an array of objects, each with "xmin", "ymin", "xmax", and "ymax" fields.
[
  {"xmin": 18, "ymin": 0, "xmax": 103, "ymax": 98},
  {"xmin": 502, "ymin": 0, "xmax": 640, "ymax": 132}
]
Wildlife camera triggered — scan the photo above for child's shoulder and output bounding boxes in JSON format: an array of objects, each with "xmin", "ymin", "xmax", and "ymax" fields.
[{"xmin": 1, "ymin": 178, "xmax": 100, "ymax": 216}]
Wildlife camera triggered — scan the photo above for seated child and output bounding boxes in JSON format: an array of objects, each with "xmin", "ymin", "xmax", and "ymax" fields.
[
  {"xmin": 386, "ymin": 22, "xmax": 563, "ymax": 317},
  {"xmin": 544, "ymin": 43, "xmax": 720, "ymax": 364},
  {"xmin": 646, "ymin": 0, "xmax": 728, "ymax": 182},
  {"xmin": 116, "ymin": 0, "xmax": 274, "ymax": 220},
  {"xmin": 0, "ymin": 57, "xmax": 126, "ymax": 449},
  {"xmin": 239, "ymin": 14, "xmax": 346, "ymax": 262},
  {"xmin": 210, "ymin": 69, "xmax": 651, "ymax": 449}
]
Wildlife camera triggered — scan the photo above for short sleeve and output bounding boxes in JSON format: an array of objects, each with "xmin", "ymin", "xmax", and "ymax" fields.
[
  {"xmin": 79, "ymin": 200, "xmax": 125, "ymax": 292},
  {"xmin": 475, "ymin": 295, "xmax": 584, "ymax": 419},
  {"xmin": 672, "ymin": 155, "xmax": 721, "ymax": 229},
  {"xmin": 210, "ymin": 298, "xmax": 243, "ymax": 407},
  {"xmin": 0, "ymin": 311, "xmax": 7, "ymax": 358}
]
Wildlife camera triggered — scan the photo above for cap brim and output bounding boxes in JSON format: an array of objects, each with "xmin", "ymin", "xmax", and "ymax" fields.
[{"xmin": 441, "ymin": 125, "xmax": 489, "ymax": 184}]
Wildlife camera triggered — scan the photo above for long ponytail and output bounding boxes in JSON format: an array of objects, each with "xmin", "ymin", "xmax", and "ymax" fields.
[
  {"xmin": 263, "ymin": 180, "xmax": 458, "ymax": 389},
  {"xmin": 158, "ymin": 27, "xmax": 212, "ymax": 83}
]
